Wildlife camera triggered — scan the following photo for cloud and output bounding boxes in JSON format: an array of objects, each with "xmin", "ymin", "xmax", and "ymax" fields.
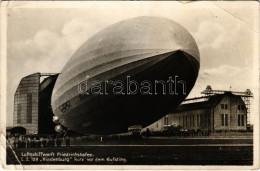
[
  {"xmin": 9, "ymin": 18, "xmax": 102, "ymax": 72},
  {"xmin": 189, "ymin": 64, "xmax": 251, "ymax": 89},
  {"xmin": 202, "ymin": 64, "xmax": 241, "ymax": 78},
  {"xmin": 190, "ymin": 64, "xmax": 254, "ymax": 97},
  {"xmin": 199, "ymin": 65, "xmax": 252, "ymax": 86},
  {"xmin": 193, "ymin": 21, "xmax": 242, "ymax": 51},
  {"xmin": 62, "ymin": 18, "xmax": 100, "ymax": 51},
  {"xmin": 33, "ymin": 30, "xmax": 60, "ymax": 53},
  {"xmin": 194, "ymin": 21, "xmax": 226, "ymax": 49},
  {"xmin": 7, "ymin": 18, "xmax": 101, "ymax": 126}
]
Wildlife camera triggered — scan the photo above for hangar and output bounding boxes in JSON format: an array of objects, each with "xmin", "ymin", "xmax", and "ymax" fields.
[{"xmin": 12, "ymin": 73, "xmax": 58, "ymax": 134}]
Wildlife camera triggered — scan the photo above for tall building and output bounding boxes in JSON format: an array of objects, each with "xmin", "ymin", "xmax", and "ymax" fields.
[
  {"xmin": 146, "ymin": 92, "xmax": 248, "ymax": 133},
  {"xmin": 13, "ymin": 73, "xmax": 58, "ymax": 134}
]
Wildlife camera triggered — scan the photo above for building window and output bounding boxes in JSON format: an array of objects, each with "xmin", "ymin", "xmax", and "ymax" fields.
[
  {"xmin": 238, "ymin": 105, "xmax": 245, "ymax": 110},
  {"xmin": 204, "ymin": 115, "xmax": 208, "ymax": 126},
  {"xmin": 225, "ymin": 114, "xmax": 228, "ymax": 126},
  {"xmin": 190, "ymin": 115, "xmax": 192, "ymax": 126},
  {"xmin": 186, "ymin": 116, "xmax": 188, "ymax": 127},
  {"xmin": 221, "ymin": 114, "xmax": 224, "ymax": 126},
  {"xmin": 178, "ymin": 116, "xmax": 181, "ymax": 126},
  {"xmin": 27, "ymin": 93, "xmax": 33, "ymax": 123},
  {"xmin": 200, "ymin": 114, "xmax": 203, "ymax": 126},
  {"xmin": 197, "ymin": 115, "xmax": 200, "ymax": 126},
  {"xmin": 164, "ymin": 116, "xmax": 168, "ymax": 126},
  {"xmin": 221, "ymin": 104, "xmax": 228, "ymax": 109},
  {"xmin": 225, "ymin": 104, "xmax": 228, "ymax": 109},
  {"xmin": 238, "ymin": 114, "xmax": 245, "ymax": 126},
  {"xmin": 17, "ymin": 104, "xmax": 22, "ymax": 124},
  {"xmin": 221, "ymin": 114, "xmax": 228, "ymax": 126},
  {"xmin": 192, "ymin": 115, "xmax": 195, "ymax": 127},
  {"xmin": 238, "ymin": 114, "xmax": 241, "ymax": 126}
]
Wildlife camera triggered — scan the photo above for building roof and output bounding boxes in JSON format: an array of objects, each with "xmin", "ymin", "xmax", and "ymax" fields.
[
  {"xmin": 40, "ymin": 74, "xmax": 59, "ymax": 92},
  {"xmin": 173, "ymin": 92, "xmax": 239, "ymax": 112}
]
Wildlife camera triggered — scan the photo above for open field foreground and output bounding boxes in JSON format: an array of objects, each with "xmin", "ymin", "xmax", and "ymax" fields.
[{"xmin": 6, "ymin": 138, "xmax": 253, "ymax": 165}]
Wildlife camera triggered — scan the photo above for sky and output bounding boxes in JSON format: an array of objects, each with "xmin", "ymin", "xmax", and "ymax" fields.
[{"xmin": 4, "ymin": 1, "xmax": 259, "ymax": 126}]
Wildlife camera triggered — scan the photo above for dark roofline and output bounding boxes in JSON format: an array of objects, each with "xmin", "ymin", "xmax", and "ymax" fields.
[
  {"xmin": 40, "ymin": 74, "xmax": 59, "ymax": 86},
  {"xmin": 14, "ymin": 73, "xmax": 41, "ymax": 94},
  {"xmin": 173, "ymin": 92, "xmax": 242, "ymax": 112}
]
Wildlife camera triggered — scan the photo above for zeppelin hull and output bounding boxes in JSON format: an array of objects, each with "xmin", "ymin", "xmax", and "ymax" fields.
[
  {"xmin": 51, "ymin": 17, "xmax": 200, "ymax": 134},
  {"xmin": 54, "ymin": 51, "xmax": 199, "ymax": 134}
]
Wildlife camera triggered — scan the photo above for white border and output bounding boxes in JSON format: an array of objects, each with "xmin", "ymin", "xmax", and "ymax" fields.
[{"xmin": 0, "ymin": 1, "xmax": 259, "ymax": 170}]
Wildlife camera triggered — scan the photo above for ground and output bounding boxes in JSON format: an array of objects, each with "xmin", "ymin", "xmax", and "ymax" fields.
[{"xmin": 6, "ymin": 137, "xmax": 253, "ymax": 165}]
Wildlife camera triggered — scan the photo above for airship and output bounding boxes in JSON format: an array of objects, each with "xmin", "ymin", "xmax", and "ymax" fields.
[{"xmin": 51, "ymin": 16, "xmax": 200, "ymax": 135}]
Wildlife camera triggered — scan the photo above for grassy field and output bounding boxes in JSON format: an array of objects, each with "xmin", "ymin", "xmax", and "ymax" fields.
[
  {"xmin": 6, "ymin": 138, "xmax": 253, "ymax": 165},
  {"xmin": 70, "ymin": 137, "xmax": 253, "ymax": 145}
]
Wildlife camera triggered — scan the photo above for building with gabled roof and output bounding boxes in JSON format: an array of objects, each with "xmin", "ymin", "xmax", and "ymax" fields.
[{"xmin": 146, "ymin": 92, "xmax": 247, "ymax": 133}]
